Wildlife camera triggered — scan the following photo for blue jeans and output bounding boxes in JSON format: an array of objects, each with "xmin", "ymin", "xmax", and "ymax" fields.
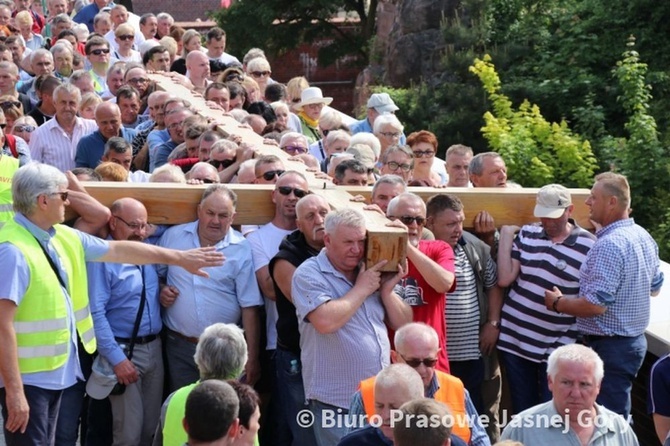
[
  {"xmin": 55, "ymin": 381, "xmax": 86, "ymax": 446},
  {"xmin": 500, "ymin": 350, "xmax": 551, "ymax": 414},
  {"xmin": 584, "ymin": 334, "xmax": 646, "ymax": 419},
  {"xmin": 309, "ymin": 400, "xmax": 349, "ymax": 446},
  {"xmin": 449, "ymin": 358, "xmax": 485, "ymax": 415},
  {"xmin": 0, "ymin": 385, "xmax": 62, "ymax": 446},
  {"xmin": 274, "ymin": 348, "xmax": 317, "ymax": 446}
]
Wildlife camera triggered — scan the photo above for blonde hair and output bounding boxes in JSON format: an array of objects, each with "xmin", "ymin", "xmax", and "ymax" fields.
[
  {"xmin": 79, "ymin": 92, "xmax": 102, "ymax": 113},
  {"xmin": 159, "ymin": 36, "xmax": 177, "ymax": 59},
  {"xmin": 14, "ymin": 10, "xmax": 33, "ymax": 28},
  {"xmin": 0, "ymin": 95, "xmax": 23, "ymax": 122},
  {"xmin": 286, "ymin": 76, "xmax": 309, "ymax": 105},
  {"xmin": 181, "ymin": 29, "xmax": 201, "ymax": 58},
  {"xmin": 114, "ymin": 23, "xmax": 134, "ymax": 37}
]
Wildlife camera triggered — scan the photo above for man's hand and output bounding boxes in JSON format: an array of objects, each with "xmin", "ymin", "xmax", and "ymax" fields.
[
  {"xmin": 243, "ymin": 357, "xmax": 260, "ymax": 386},
  {"xmin": 380, "ymin": 259, "xmax": 407, "ymax": 297},
  {"xmin": 474, "ymin": 211, "xmax": 496, "ymax": 238},
  {"xmin": 159, "ymin": 285, "xmax": 180, "ymax": 308},
  {"xmin": 499, "ymin": 225, "xmax": 521, "ymax": 237},
  {"xmin": 4, "ymin": 388, "xmax": 29, "ymax": 433},
  {"xmin": 363, "ymin": 204, "xmax": 385, "ymax": 216},
  {"xmin": 544, "ymin": 286, "xmax": 562, "ymax": 311},
  {"xmin": 355, "ymin": 260, "xmax": 387, "ymax": 296},
  {"xmin": 479, "ymin": 323, "xmax": 500, "ymax": 355},
  {"xmin": 178, "ymin": 247, "xmax": 225, "ymax": 277},
  {"xmin": 113, "ymin": 358, "xmax": 139, "ymax": 385}
]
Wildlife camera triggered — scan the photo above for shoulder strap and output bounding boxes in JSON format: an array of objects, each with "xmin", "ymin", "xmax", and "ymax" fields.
[{"xmin": 126, "ymin": 266, "xmax": 146, "ymax": 360}]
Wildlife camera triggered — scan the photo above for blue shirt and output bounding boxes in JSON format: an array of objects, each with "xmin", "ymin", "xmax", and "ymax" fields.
[
  {"xmin": 157, "ymin": 222, "xmax": 263, "ymax": 338},
  {"xmin": 0, "ymin": 213, "xmax": 109, "ymax": 390},
  {"xmin": 73, "ymin": 2, "xmax": 113, "ymax": 31},
  {"xmin": 147, "ymin": 129, "xmax": 170, "ymax": 173},
  {"xmin": 74, "ymin": 127, "xmax": 138, "ymax": 169},
  {"xmin": 88, "ymin": 255, "xmax": 162, "ymax": 367},
  {"xmin": 152, "ymin": 140, "xmax": 177, "ymax": 172},
  {"xmin": 349, "ymin": 118, "xmax": 407, "ymax": 145},
  {"xmin": 578, "ymin": 218, "xmax": 664, "ymax": 336},
  {"xmin": 337, "ymin": 425, "xmax": 468, "ymax": 446}
]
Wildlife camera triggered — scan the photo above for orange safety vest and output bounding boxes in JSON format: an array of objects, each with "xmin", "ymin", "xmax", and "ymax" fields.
[{"xmin": 359, "ymin": 370, "xmax": 471, "ymax": 444}]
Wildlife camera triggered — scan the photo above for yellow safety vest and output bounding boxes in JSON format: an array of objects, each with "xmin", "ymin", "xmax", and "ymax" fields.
[
  {"xmin": 0, "ymin": 221, "xmax": 96, "ymax": 373},
  {"xmin": 0, "ymin": 154, "xmax": 18, "ymax": 226}
]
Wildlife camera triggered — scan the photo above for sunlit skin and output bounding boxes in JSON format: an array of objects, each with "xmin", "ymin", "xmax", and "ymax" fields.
[
  {"xmin": 7, "ymin": 41, "xmax": 25, "ymax": 68},
  {"xmin": 104, "ymin": 150, "xmax": 132, "ymax": 172},
  {"xmin": 198, "ymin": 138, "xmax": 217, "ymax": 162},
  {"xmin": 296, "ymin": 195, "xmax": 329, "ymax": 248},
  {"xmin": 372, "ymin": 182, "xmax": 405, "ymax": 214},
  {"xmin": 337, "ymin": 170, "xmax": 368, "ymax": 187},
  {"xmin": 95, "ymin": 103, "xmax": 122, "ymax": 140},
  {"xmin": 206, "ymin": 37, "xmax": 226, "ymax": 58},
  {"xmin": 149, "ymin": 51, "xmax": 171, "ymax": 72},
  {"xmin": 125, "ymin": 67, "xmax": 149, "ymax": 96},
  {"xmin": 140, "ymin": 16, "xmax": 157, "ymax": 40},
  {"xmin": 31, "ymin": 54, "xmax": 53, "ymax": 76},
  {"xmin": 388, "ymin": 198, "xmax": 425, "ymax": 247},
  {"xmin": 165, "ymin": 110, "xmax": 192, "ymax": 144},
  {"xmin": 548, "ymin": 360, "xmax": 600, "ymax": 421},
  {"xmin": 585, "ymin": 181, "xmax": 613, "ymax": 226},
  {"xmin": 156, "ymin": 18, "xmax": 172, "ymax": 39},
  {"xmin": 391, "ymin": 334, "xmax": 440, "ymax": 389},
  {"xmin": 87, "ymin": 44, "xmax": 110, "ymax": 75},
  {"xmin": 235, "ymin": 406, "xmax": 260, "ymax": 446},
  {"xmin": 272, "ymin": 173, "xmax": 309, "ymax": 221},
  {"xmin": 380, "ymin": 151, "xmax": 413, "ymax": 182},
  {"xmin": 274, "ymin": 107, "xmax": 288, "ymax": 128},
  {"xmin": 302, "ymin": 102, "xmax": 324, "ymax": 121},
  {"xmin": 196, "ymin": 191, "xmax": 236, "ymax": 246},
  {"xmin": 118, "ymin": 95, "xmax": 140, "ymax": 126},
  {"xmin": 106, "ymin": 70, "xmax": 124, "ymax": 96},
  {"xmin": 109, "ymin": 200, "xmax": 148, "ymax": 242},
  {"xmin": 471, "ymin": 156, "xmax": 507, "ymax": 188},
  {"xmin": 378, "ymin": 124, "xmax": 402, "ymax": 154},
  {"xmin": 0, "ymin": 68, "xmax": 16, "ymax": 95},
  {"xmin": 184, "ymin": 35, "xmax": 201, "ymax": 53},
  {"xmin": 324, "ymin": 224, "xmax": 366, "ymax": 274},
  {"xmin": 253, "ymin": 161, "xmax": 284, "ymax": 185},
  {"xmin": 374, "ymin": 382, "xmax": 416, "ymax": 440},
  {"xmin": 147, "ymin": 93, "xmax": 168, "ymax": 128},
  {"xmin": 46, "ymin": 186, "xmax": 70, "ymax": 224},
  {"xmin": 446, "ymin": 153, "xmax": 472, "ymax": 187},
  {"xmin": 53, "ymin": 49, "xmax": 73, "ymax": 77},
  {"xmin": 54, "ymin": 91, "xmax": 80, "ymax": 126},
  {"xmin": 205, "ymin": 87, "xmax": 230, "ymax": 112},
  {"xmin": 427, "ymin": 208, "xmax": 464, "ymax": 248}
]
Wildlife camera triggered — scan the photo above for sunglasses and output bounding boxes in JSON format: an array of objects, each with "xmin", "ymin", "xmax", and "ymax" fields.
[
  {"xmin": 256, "ymin": 169, "xmax": 285, "ymax": 181},
  {"xmin": 225, "ymin": 73, "xmax": 243, "ymax": 82},
  {"xmin": 250, "ymin": 71, "xmax": 270, "ymax": 78},
  {"xmin": 277, "ymin": 186, "xmax": 309, "ymax": 198},
  {"xmin": 400, "ymin": 354, "xmax": 438, "ymax": 368},
  {"xmin": 0, "ymin": 123, "xmax": 6, "ymax": 129},
  {"xmin": 50, "ymin": 191, "xmax": 69, "ymax": 201},
  {"xmin": 13, "ymin": 124, "xmax": 36, "ymax": 132},
  {"xmin": 90, "ymin": 48, "xmax": 111, "ymax": 56},
  {"xmin": 210, "ymin": 158, "xmax": 236, "ymax": 170},
  {"xmin": 117, "ymin": 34, "xmax": 134, "ymax": 41},
  {"xmin": 392, "ymin": 215, "xmax": 426, "ymax": 226},
  {"xmin": 0, "ymin": 101, "xmax": 21, "ymax": 109},
  {"xmin": 282, "ymin": 145, "xmax": 308, "ymax": 155},
  {"xmin": 412, "ymin": 150, "xmax": 434, "ymax": 158},
  {"xmin": 385, "ymin": 161, "xmax": 412, "ymax": 172}
]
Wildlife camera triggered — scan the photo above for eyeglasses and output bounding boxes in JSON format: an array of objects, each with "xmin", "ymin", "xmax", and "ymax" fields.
[
  {"xmin": 113, "ymin": 214, "xmax": 147, "ymax": 231},
  {"xmin": 250, "ymin": 71, "xmax": 270, "ymax": 78},
  {"xmin": 256, "ymin": 169, "xmax": 285, "ymax": 181},
  {"xmin": 399, "ymin": 353, "xmax": 438, "ymax": 368},
  {"xmin": 385, "ymin": 161, "xmax": 412, "ymax": 172},
  {"xmin": 13, "ymin": 124, "xmax": 35, "ymax": 132},
  {"xmin": 413, "ymin": 150, "xmax": 434, "ymax": 158},
  {"xmin": 117, "ymin": 34, "xmax": 134, "ymax": 41},
  {"xmin": 391, "ymin": 215, "xmax": 426, "ymax": 226},
  {"xmin": 277, "ymin": 186, "xmax": 309, "ymax": 198},
  {"xmin": 128, "ymin": 77, "xmax": 149, "ymax": 84},
  {"xmin": 90, "ymin": 48, "xmax": 111, "ymax": 56},
  {"xmin": 380, "ymin": 131, "xmax": 401, "ymax": 139},
  {"xmin": 209, "ymin": 158, "xmax": 236, "ymax": 170},
  {"xmin": 167, "ymin": 122, "xmax": 184, "ymax": 130},
  {"xmin": 224, "ymin": 73, "xmax": 243, "ymax": 82},
  {"xmin": 49, "ymin": 191, "xmax": 68, "ymax": 201},
  {"xmin": 0, "ymin": 101, "xmax": 21, "ymax": 109},
  {"xmin": 282, "ymin": 145, "xmax": 308, "ymax": 155}
]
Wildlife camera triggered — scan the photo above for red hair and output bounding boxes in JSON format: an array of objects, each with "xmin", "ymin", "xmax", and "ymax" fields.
[{"xmin": 406, "ymin": 130, "xmax": 438, "ymax": 152}]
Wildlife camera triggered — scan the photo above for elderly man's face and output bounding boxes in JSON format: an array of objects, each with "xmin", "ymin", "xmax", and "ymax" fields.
[
  {"xmin": 0, "ymin": 50, "xmax": 11, "ymax": 63},
  {"xmin": 393, "ymin": 335, "xmax": 439, "ymax": 389},
  {"xmin": 118, "ymin": 95, "xmax": 140, "ymax": 125},
  {"xmin": 280, "ymin": 135, "xmax": 308, "ymax": 156},
  {"xmin": 427, "ymin": 208, "xmax": 464, "ymax": 249},
  {"xmin": 372, "ymin": 182, "xmax": 404, "ymax": 215},
  {"xmin": 54, "ymin": 90, "xmax": 79, "ymax": 121},
  {"xmin": 43, "ymin": 184, "xmax": 70, "ymax": 225},
  {"xmin": 7, "ymin": 41, "xmax": 25, "ymax": 66},
  {"xmin": 32, "ymin": 54, "xmax": 54, "ymax": 75},
  {"xmin": 380, "ymin": 151, "xmax": 413, "ymax": 182},
  {"xmin": 208, "ymin": 145, "xmax": 236, "ymax": 170},
  {"xmin": 53, "ymin": 50, "xmax": 73, "ymax": 77},
  {"xmin": 548, "ymin": 360, "xmax": 600, "ymax": 420},
  {"xmin": 375, "ymin": 382, "xmax": 416, "ymax": 440},
  {"xmin": 49, "ymin": 0, "xmax": 67, "ymax": 15},
  {"xmin": 110, "ymin": 9, "xmax": 128, "ymax": 26},
  {"xmin": 197, "ymin": 191, "xmax": 235, "ymax": 244},
  {"xmin": 0, "ymin": 67, "xmax": 16, "ymax": 93},
  {"xmin": 190, "ymin": 165, "xmax": 220, "ymax": 183},
  {"xmin": 0, "ymin": 8, "xmax": 11, "ymax": 26},
  {"xmin": 445, "ymin": 153, "xmax": 472, "ymax": 187},
  {"xmin": 165, "ymin": 110, "xmax": 190, "ymax": 143},
  {"xmin": 198, "ymin": 138, "xmax": 217, "ymax": 162},
  {"xmin": 387, "ymin": 197, "xmax": 425, "ymax": 247},
  {"xmin": 126, "ymin": 68, "xmax": 149, "ymax": 96},
  {"xmin": 148, "ymin": 95, "xmax": 167, "ymax": 126},
  {"xmin": 324, "ymin": 222, "xmax": 366, "ymax": 274},
  {"xmin": 471, "ymin": 156, "xmax": 507, "ymax": 188},
  {"xmin": 254, "ymin": 162, "xmax": 284, "ymax": 185},
  {"xmin": 110, "ymin": 204, "xmax": 148, "ymax": 241},
  {"xmin": 296, "ymin": 196, "xmax": 329, "ymax": 249},
  {"xmin": 157, "ymin": 18, "xmax": 172, "ymax": 38},
  {"xmin": 339, "ymin": 169, "xmax": 368, "ymax": 187},
  {"xmin": 73, "ymin": 76, "xmax": 94, "ymax": 95},
  {"xmin": 140, "ymin": 16, "xmax": 157, "ymax": 39},
  {"xmin": 104, "ymin": 150, "xmax": 132, "ymax": 172},
  {"xmin": 15, "ymin": 0, "xmax": 31, "ymax": 11},
  {"xmin": 95, "ymin": 105, "xmax": 122, "ymax": 140},
  {"xmin": 106, "ymin": 70, "xmax": 125, "ymax": 95}
]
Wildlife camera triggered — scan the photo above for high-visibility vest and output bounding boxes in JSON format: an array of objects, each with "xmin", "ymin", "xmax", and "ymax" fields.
[
  {"xmin": 360, "ymin": 370, "xmax": 471, "ymax": 444},
  {"xmin": 0, "ymin": 221, "xmax": 96, "ymax": 373},
  {"xmin": 163, "ymin": 382, "xmax": 198, "ymax": 446},
  {"xmin": 0, "ymin": 154, "xmax": 19, "ymax": 226}
]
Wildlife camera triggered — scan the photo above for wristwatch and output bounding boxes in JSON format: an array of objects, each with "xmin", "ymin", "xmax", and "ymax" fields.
[{"xmin": 487, "ymin": 320, "xmax": 501, "ymax": 329}]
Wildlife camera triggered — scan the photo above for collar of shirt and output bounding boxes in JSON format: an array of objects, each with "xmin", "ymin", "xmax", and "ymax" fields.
[
  {"xmin": 187, "ymin": 221, "xmax": 246, "ymax": 248},
  {"xmin": 538, "ymin": 218, "xmax": 583, "ymax": 246},
  {"xmin": 15, "ymin": 212, "xmax": 55, "ymax": 243},
  {"xmin": 425, "ymin": 372, "xmax": 439, "ymax": 398},
  {"xmin": 596, "ymin": 217, "xmax": 634, "ymax": 237}
]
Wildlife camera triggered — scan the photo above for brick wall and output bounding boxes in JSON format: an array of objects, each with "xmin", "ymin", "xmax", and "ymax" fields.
[{"xmin": 132, "ymin": 0, "xmax": 221, "ymax": 22}]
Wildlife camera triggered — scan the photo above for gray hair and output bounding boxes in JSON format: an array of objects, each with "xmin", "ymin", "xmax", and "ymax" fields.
[
  {"xmin": 371, "ymin": 175, "xmax": 406, "ymax": 200},
  {"xmin": 201, "ymin": 184, "xmax": 238, "ymax": 207},
  {"xmin": 279, "ymin": 132, "xmax": 307, "ymax": 149},
  {"xmin": 446, "ymin": 144, "xmax": 473, "ymax": 158},
  {"xmin": 242, "ymin": 48, "xmax": 266, "ymax": 66},
  {"xmin": 325, "ymin": 129, "xmax": 350, "ymax": 148},
  {"xmin": 69, "ymin": 69, "xmax": 92, "ymax": 85},
  {"xmin": 246, "ymin": 57, "xmax": 270, "ymax": 73},
  {"xmin": 156, "ymin": 12, "xmax": 174, "ymax": 23},
  {"xmin": 547, "ymin": 343, "xmax": 604, "ymax": 384},
  {"xmin": 103, "ymin": 137, "xmax": 131, "ymax": 157},
  {"xmin": 319, "ymin": 110, "xmax": 342, "ymax": 129},
  {"xmin": 194, "ymin": 323, "xmax": 248, "ymax": 380},
  {"xmin": 53, "ymin": 82, "xmax": 81, "ymax": 102},
  {"xmin": 50, "ymin": 43, "xmax": 73, "ymax": 58},
  {"xmin": 350, "ymin": 132, "xmax": 381, "ymax": 159},
  {"xmin": 469, "ymin": 152, "xmax": 502, "ymax": 176},
  {"xmin": 149, "ymin": 164, "xmax": 186, "ymax": 183},
  {"xmin": 387, "ymin": 192, "xmax": 425, "ymax": 217},
  {"xmin": 31, "ymin": 48, "xmax": 53, "ymax": 65},
  {"xmin": 51, "ymin": 13, "xmax": 72, "ymax": 27},
  {"xmin": 210, "ymin": 139, "xmax": 237, "ymax": 157},
  {"xmin": 189, "ymin": 162, "xmax": 220, "ymax": 183},
  {"xmin": 375, "ymin": 363, "xmax": 424, "ymax": 400},
  {"xmin": 381, "ymin": 144, "xmax": 414, "ymax": 164},
  {"xmin": 373, "ymin": 113, "xmax": 403, "ymax": 134},
  {"xmin": 324, "ymin": 208, "xmax": 365, "ymax": 235},
  {"xmin": 12, "ymin": 163, "xmax": 67, "ymax": 215},
  {"xmin": 394, "ymin": 322, "xmax": 439, "ymax": 353}
]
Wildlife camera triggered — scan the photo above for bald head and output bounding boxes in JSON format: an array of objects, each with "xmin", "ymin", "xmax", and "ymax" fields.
[
  {"xmin": 189, "ymin": 162, "xmax": 220, "ymax": 184},
  {"xmin": 95, "ymin": 102, "xmax": 122, "ymax": 140},
  {"xmin": 109, "ymin": 198, "xmax": 148, "ymax": 241},
  {"xmin": 185, "ymin": 50, "xmax": 210, "ymax": 82},
  {"xmin": 296, "ymin": 194, "xmax": 329, "ymax": 220}
]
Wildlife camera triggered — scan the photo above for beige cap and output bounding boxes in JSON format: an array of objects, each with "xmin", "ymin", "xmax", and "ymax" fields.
[{"xmin": 534, "ymin": 184, "xmax": 571, "ymax": 218}]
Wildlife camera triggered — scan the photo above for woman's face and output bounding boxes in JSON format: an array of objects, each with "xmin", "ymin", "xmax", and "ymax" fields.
[
  {"xmin": 303, "ymin": 102, "xmax": 324, "ymax": 121},
  {"xmin": 185, "ymin": 36, "xmax": 200, "ymax": 53},
  {"xmin": 275, "ymin": 107, "xmax": 288, "ymax": 127},
  {"xmin": 246, "ymin": 86, "xmax": 261, "ymax": 104},
  {"xmin": 410, "ymin": 141, "xmax": 436, "ymax": 170},
  {"xmin": 11, "ymin": 121, "xmax": 35, "ymax": 143},
  {"xmin": 377, "ymin": 124, "xmax": 401, "ymax": 152},
  {"xmin": 79, "ymin": 104, "xmax": 96, "ymax": 120}
]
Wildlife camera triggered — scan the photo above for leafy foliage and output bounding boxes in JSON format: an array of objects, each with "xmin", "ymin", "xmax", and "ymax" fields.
[{"xmin": 469, "ymin": 56, "xmax": 597, "ymax": 187}]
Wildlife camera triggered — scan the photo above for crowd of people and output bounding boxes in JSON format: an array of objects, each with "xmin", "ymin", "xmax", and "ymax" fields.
[{"xmin": 0, "ymin": 1, "xmax": 668, "ymax": 446}]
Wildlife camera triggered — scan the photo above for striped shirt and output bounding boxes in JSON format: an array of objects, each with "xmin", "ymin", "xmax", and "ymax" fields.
[
  {"xmin": 498, "ymin": 222, "xmax": 595, "ymax": 363},
  {"xmin": 579, "ymin": 218, "xmax": 663, "ymax": 336},
  {"xmin": 446, "ymin": 245, "xmax": 497, "ymax": 361},
  {"xmin": 292, "ymin": 250, "xmax": 389, "ymax": 409},
  {"xmin": 29, "ymin": 116, "xmax": 98, "ymax": 172}
]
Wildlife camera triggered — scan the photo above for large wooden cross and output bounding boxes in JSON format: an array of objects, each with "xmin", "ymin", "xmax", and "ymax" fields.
[{"xmin": 71, "ymin": 73, "xmax": 593, "ymax": 271}]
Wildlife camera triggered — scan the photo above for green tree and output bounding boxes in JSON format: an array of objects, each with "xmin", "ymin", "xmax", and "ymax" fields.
[{"xmin": 212, "ymin": 0, "xmax": 376, "ymax": 67}]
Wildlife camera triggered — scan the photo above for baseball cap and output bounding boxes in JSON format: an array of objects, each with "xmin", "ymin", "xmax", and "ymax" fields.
[
  {"xmin": 367, "ymin": 93, "xmax": 399, "ymax": 114},
  {"xmin": 534, "ymin": 184, "xmax": 572, "ymax": 218},
  {"xmin": 86, "ymin": 355, "xmax": 119, "ymax": 400}
]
